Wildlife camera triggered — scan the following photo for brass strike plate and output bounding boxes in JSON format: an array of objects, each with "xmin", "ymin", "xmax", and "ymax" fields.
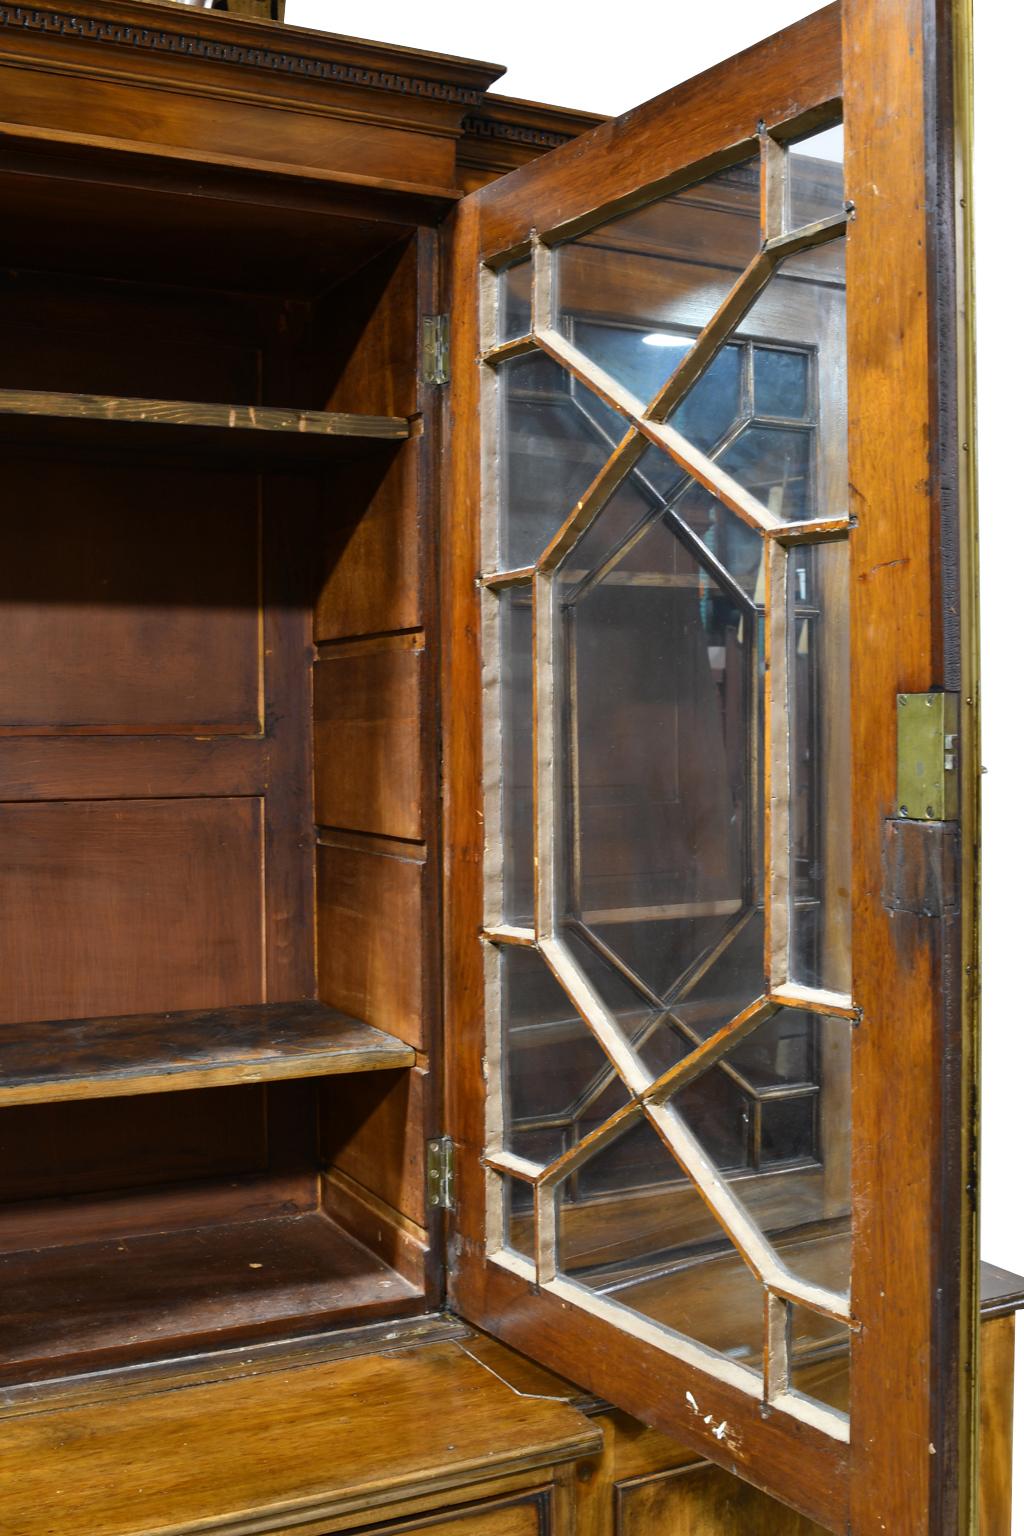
[{"xmin": 896, "ymin": 692, "xmax": 959, "ymax": 821}]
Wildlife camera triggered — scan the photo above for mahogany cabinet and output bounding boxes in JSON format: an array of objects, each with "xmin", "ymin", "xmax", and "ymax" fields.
[{"xmin": 0, "ymin": 1, "xmax": 1013, "ymax": 1532}]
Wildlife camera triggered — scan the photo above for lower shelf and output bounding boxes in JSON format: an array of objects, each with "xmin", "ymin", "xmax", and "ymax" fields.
[
  {"xmin": 0, "ymin": 999, "xmax": 415, "ymax": 1107},
  {"xmin": 0, "ymin": 1208, "xmax": 421, "ymax": 1383}
]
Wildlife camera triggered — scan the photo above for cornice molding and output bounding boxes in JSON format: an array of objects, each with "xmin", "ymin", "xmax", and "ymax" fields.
[
  {"xmin": 461, "ymin": 114, "xmax": 574, "ymax": 151},
  {"xmin": 0, "ymin": 4, "xmax": 490, "ymax": 104}
]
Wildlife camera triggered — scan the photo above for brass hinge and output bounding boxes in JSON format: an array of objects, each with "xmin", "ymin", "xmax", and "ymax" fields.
[
  {"xmin": 896, "ymin": 691, "xmax": 959, "ymax": 821},
  {"xmin": 426, "ymin": 1135, "xmax": 455, "ymax": 1210},
  {"xmin": 422, "ymin": 315, "xmax": 451, "ymax": 385}
]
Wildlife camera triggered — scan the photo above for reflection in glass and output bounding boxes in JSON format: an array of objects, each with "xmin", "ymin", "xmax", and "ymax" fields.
[
  {"xmin": 788, "ymin": 123, "xmax": 845, "ymax": 231},
  {"xmin": 556, "ymin": 158, "xmax": 762, "ymax": 402},
  {"xmin": 498, "ymin": 258, "xmax": 532, "ymax": 342},
  {"xmin": 723, "ymin": 240, "xmax": 846, "ymax": 522},
  {"xmin": 499, "ymin": 352, "xmax": 622, "ymax": 571},
  {"xmin": 498, "ymin": 587, "xmax": 533, "ymax": 926}
]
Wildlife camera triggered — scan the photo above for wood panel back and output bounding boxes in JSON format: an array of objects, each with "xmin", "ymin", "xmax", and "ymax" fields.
[
  {"xmin": 0, "ymin": 462, "xmax": 260, "ymax": 733},
  {"xmin": 0, "ymin": 797, "xmax": 263, "ymax": 1025},
  {"xmin": 0, "ymin": 270, "xmax": 264, "ymax": 401}
]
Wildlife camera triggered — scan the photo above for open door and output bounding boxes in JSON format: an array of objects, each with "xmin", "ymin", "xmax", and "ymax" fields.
[{"xmin": 442, "ymin": 2, "xmax": 978, "ymax": 1530}]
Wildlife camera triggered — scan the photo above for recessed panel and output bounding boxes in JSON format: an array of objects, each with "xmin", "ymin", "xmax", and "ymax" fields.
[{"xmin": 0, "ymin": 462, "xmax": 260, "ymax": 733}]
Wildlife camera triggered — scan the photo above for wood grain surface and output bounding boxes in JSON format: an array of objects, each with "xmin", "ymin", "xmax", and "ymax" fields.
[{"xmin": 0, "ymin": 1000, "xmax": 414, "ymax": 1107}]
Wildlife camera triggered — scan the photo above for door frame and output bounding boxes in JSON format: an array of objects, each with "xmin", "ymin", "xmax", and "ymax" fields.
[{"xmin": 440, "ymin": 4, "xmax": 978, "ymax": 1529}]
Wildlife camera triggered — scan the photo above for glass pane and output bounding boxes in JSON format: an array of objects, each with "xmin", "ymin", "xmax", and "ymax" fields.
[
  {"xmin": 555, "ymin": 1111, "xmax": 766, "ymax": 1374},
  {"xmin": 499, "ymin": 258, "xmax": 531, "ymax": 342},
  {"xmin": 500, "ymin": 352, "xmax": 623, "ymax": 571},
  {"xmin": 754, "ymin": 346, "xmax": 810, "ymax": 419},
  {"xmin": 789, "ymin": 1301, "xmax": 850, "ymax": 1414},
  {"xmin": 553, "ymin": 445, "xmax": 764, "ymax": 1068},
  {"xmin": 498, "ymin": 587, "xmax": 533, "ymax": 926},
  {"xmin": 502, "ymin": 1174, "xmax": 536, "ymax": 1272},
  {"xmin": 789, "ymin": 540, "xmax": 851, "ymax": 992},
  {"xmin": 716, "ymin": 239, "xmax": 847, "ymax": 523},
  {"xmin": 501, "ymin": 943, "xmax": 616, "ymax": 1166},
  {"xmin": 555, "ymin": 159, "xmax": 762, "ymax": 405},
  {"xmin": 665, "ymin": 1009, "xmax": 851, "ymax": 1297},
  {"xmin": 788, "ymin": 123, "xmax": 845, "ymax": 230}
]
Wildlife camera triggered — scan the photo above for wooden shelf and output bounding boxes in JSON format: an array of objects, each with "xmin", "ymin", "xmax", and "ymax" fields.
[
  {"xmin": 0, "ymin": 1000, "xmax": 415, "ymax": 1107},
  {"xmin": 0, "ymin": 389, "xmax": 409, "ymax": 463},
  {"xmin": 0, "ymin": 1210, "xmax": 421, "ymax": 1383}
]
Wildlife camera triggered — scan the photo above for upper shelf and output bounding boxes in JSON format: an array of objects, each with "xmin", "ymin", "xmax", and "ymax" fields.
[
  {"xmin": 0, "ymin": 999, "xmax": 415, "ymax": 1108},
  {"xmin": 0, "ymin": 389, "xmax": 410, "ymax": 464}
]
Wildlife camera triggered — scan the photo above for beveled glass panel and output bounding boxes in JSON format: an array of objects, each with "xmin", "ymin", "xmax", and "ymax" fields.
[
  {"xmin": 789, "ymin": 539, "xmax": 851, "ymax": 992},
  {"xmin": 498, "ymin": 586, "xmax": 534, "ymax": 926},
  {"xmin": 554, "ymin": 1112, "xmax": 765, "ymax": 1373},
  {"xmin": 555, "ymin": 159, "xmax": 762, "ymax": 403},
  {"xmin": 499, "ymin": 258, "xmax": 532, "ymax": 342},
  {"xmin": 553, "ymin": 446, "xmax": 762, "ymax": 1046},
  {"xmin": 499, "ymin": 352, "xmax": 624, "ymax": 571},
  {"xmin": 788, "ymin": 123, "xmax": 845, "ymax": 231}
]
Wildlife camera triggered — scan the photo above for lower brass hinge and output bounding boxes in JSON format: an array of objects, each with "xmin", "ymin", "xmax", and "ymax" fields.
[
  {"xmin": 426, "ymin": 1135, "xmax": 455, "ymax": 1210},
  {"xmin": 422, "ymin": 315, "xmax": 451, "ymax": 386}
]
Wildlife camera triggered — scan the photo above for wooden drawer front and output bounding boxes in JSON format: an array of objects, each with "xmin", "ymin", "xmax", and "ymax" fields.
[
  {"xmin": 349, "ymin": 1491, "xmax": 550, "ymax": 1536},
  {"xmin": 617, "ymin": 1460, "xmax": 825, "ymax": 1534}
]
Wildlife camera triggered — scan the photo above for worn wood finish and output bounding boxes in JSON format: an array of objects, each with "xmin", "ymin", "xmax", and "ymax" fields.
[
  {"xmin": 843, "ymin": 0, "xmax": 975, "ymax": 1530},
  {"xmin": 0, "ymin": 387, "xmax": 408, "ymax": 438},
  {"xmin": 0, "ymin": 1210, "xmax": 421, "ymax": 1384},
  {"xmin": 471, "ymin": 6, "xmax": 841, "ymax": 257},
  {"xmin": 0, "ymin": 1336, "xmax": 599, "ymax": 1536},
  {"xmin": 443, "ymin": 25, "xmax": 851, "ymax": 1532},
  {"xmin": 981, "ymin": 1260, "xmax": 1024, "ymax": 1321},
  {"xmin": 0, "ymin": 1001, "xmax": 413, "ymax": 1107}
]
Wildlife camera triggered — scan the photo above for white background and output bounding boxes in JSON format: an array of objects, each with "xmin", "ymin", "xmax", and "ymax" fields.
[{"xmin": 285, "ymin": 0, "xmax": 1022, "ymax": 1519}]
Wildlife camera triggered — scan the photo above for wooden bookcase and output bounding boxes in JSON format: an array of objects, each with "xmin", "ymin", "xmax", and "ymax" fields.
[
  {"xmin": 0, "ymin": 123, "xmax": 450, "ymax": 1379},
  {"xmin": 0, "ymin": 3, "xmax": 1014, "ymax": 1534}
]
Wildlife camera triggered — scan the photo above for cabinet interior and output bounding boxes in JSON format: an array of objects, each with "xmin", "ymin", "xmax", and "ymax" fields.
[{"xmin": 0, "ymin": 163, "xmax": 438, "ymax": 1385}]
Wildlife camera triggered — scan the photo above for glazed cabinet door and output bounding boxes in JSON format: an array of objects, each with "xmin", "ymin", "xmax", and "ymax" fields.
[{"xmin": 442, "ymin": 2, "xmax": 977, "ymax": 1532}]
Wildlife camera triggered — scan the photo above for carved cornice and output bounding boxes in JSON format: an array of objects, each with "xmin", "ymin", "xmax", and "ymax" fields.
[
  {"xmin": 462, "ymin": 115, "xmax": 574, "ymax": 152},
  {"xmin": 0, "ymin": 4, "xmax": 490, "ymax": 104}
]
